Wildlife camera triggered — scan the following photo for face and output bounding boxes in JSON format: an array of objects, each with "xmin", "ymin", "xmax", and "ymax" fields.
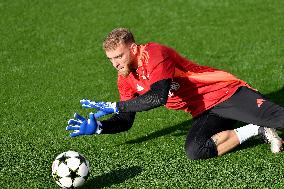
[{"xmin": 105, "ymin": 42, "xmax": 137, "ymax": 77}]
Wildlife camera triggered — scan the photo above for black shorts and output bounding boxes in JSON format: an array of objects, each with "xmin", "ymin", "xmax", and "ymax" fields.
[
  {"xmin": 211, "ymin": 86, "xmax": 284, "ymax": 128},
  {"xmin": 185, "ymin": 86, "xmax": 284, "ymax": 159},
  {"xmin": 196, "ymin": 86, "xmax": 284, "ymax": 131}
]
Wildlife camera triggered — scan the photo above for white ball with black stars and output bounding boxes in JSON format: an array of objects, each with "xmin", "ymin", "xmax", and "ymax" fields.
[{"xmin": 52, "ymin": 151, "xmax": 90, "ymax": 188}]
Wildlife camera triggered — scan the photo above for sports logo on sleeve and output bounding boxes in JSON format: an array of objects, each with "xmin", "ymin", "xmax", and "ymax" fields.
[
  {"xmin": 136, "ymin": 84, "xmax": 144, "ymax": 92},
  {"xmin": 168, "ymin": 82, "xmax": 180, "ymax": 97}
]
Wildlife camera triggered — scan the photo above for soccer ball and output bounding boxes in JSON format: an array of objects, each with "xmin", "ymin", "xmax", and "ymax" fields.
[{"xmin": 52, "ymin": 151, "xmax": 90, "ymax": 188}]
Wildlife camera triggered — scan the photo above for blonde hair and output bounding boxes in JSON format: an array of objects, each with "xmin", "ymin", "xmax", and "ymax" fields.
[{"xmin": 103, "ymin": 28, "xmax": 135, "ymax": 51}]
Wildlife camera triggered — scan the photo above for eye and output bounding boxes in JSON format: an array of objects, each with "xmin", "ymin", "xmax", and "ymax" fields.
[{"xmin": 117, "ymin": 55, "xmax": 123, "ymax": 59}]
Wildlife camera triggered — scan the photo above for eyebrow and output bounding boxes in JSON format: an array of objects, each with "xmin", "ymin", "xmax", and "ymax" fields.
[{"xmin": 108, "ymin": 53, "xmax": 123, "ymax": 60}]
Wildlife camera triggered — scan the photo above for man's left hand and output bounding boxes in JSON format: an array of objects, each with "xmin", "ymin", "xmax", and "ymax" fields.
[{"xmin": 66, "ymin": 112, "xmax": 101, "ymax": 137}]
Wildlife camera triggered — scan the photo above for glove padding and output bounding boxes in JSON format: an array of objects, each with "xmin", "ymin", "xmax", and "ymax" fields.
[
  {"xmin": 80, "ymin": 99, "xmax": 118, "ymax": 116},
  {"xmin": 66, "ymin": 112, "xmax": 102, "ymax": 137}
]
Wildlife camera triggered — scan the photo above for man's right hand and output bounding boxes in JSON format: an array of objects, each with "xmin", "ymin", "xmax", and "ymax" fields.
[{"xmin": 80, "ymin": 99, "xmax": 118, "ymax": 117}]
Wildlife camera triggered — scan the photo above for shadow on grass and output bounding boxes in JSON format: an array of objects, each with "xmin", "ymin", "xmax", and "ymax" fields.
[
  {"xmin": 264, "ymin": 86, "xmax": 284, "ymax": 106},
  {"xmin": 82, "ymin": 166, "xmax": 142, "ymax": 189},
  {"xmin": 263, "ymin": 86, "xmax": 284, "ymax": 136},
  {"xmin": 125, "ymin": 119, "xmax": 192, "ymax": 144},
  {"xmin": 230, "ymin": 138, "xmax": 263, "ymax": 153}
]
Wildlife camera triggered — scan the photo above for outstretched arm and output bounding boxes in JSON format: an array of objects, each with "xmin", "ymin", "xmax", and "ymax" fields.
[
  {"xmin": 98, "ymin": 78, "xmax": 170, "ymax": 134},
  {"xmin": 100, "ymin": 112, "xmax": 136, "ymax": 134},
  {"xmin": 66, "ymin": 112, "xmax": 136, "ymax": 136},
  {"xmin": 81, "ymin": 79, "xmax": 172, "ymax": 114},
  {"xmin": 118, "ymin": 79, "xmax": 171, "ymax": 112},
  {"xmin": 75, "ymin": 79, "xmax": 171, "ymax": 135}
]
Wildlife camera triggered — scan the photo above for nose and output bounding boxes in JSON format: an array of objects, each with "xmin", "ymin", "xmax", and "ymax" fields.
[{"xmin": 112, "ymin": 59, "xmax": 120, "ymax": 69}]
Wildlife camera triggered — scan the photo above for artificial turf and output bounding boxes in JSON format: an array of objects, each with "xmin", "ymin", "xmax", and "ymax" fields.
[{"xmin": 1, "ymin": 0, "xmax": 284, "ymax": 188}]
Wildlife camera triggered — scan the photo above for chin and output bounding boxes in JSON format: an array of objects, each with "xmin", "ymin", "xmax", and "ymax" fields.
[{"xmin": 119, "ymin": 69, "xmax": 131, "ymax": 77}]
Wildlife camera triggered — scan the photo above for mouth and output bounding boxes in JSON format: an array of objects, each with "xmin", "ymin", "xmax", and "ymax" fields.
[{"xmin": 117, "ymin": 66, "xmax": 125, "ymax": 71}]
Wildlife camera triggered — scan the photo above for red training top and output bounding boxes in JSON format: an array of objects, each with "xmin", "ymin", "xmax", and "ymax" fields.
[{"xmin": 117, "ymin": 43, "xmax": 248, "ymax": 117}]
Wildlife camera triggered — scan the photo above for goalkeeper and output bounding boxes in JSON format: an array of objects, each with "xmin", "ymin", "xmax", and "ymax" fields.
[{"xmin": 66, "ymin": 28, "xmax": 284, "ymax": 160}]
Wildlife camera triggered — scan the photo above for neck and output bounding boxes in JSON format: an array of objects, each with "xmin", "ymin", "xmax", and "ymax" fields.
[
  {"xmin": 135, "ymin": 45, "xmax": 142, "ymax": 67},
  {"xmin": 130, "ymin": 45, "xmax": 141, "ymax": 71}
]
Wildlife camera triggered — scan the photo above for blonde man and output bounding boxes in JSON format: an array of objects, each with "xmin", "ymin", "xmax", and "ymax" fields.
[{"xmin": 67, "ymin": 28, "xmax": 284, "ymax": 160}]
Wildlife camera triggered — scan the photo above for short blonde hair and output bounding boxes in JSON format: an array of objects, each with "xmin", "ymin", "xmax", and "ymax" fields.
[{"xmin": 103, "ymin": 28, "xmax": 135, "ymax": 51}]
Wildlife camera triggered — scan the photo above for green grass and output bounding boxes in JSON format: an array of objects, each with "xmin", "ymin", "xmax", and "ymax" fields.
[{"xmin": 1, "ymin": 0, "xmax": 284, "ymax": 188}]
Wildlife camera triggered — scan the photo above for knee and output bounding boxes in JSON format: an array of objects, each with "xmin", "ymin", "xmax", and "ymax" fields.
[
  {"xmin": 185, "ymin": 142, "xmax": 203, "ymax": 160},
  {"xmin": 185, "ymin": 138, "xmax": 218, "ymax": 160}
]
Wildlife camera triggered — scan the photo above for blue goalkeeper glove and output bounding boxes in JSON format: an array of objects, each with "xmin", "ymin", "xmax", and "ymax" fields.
[
  {"xmin": 66, "ymin": 113, "xmax": 102, "ymax": 137},
  {"xmin": 80, "ymin": 99, "xmax": 119, "ymax": 116}
]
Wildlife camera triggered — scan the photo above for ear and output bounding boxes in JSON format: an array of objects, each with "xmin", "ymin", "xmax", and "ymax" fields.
[{"xmin": 130, "ymin": 43, "xmax": 138, "ymax": 55}]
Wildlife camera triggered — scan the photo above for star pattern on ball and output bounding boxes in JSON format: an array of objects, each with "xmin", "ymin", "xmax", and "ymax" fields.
[
  {"xmin": 68, "ymin": 168, "xmax": 80, "ymax": 181},
  {"xmin": 52, "ymin": 172, "xmax": 61, "ymax": 182},
  {"xmin": 57, "ymin": 154, "xmax": 68, "ymax": 164},
  {"xmin": 52, "ymin": 151, "xmax": 90, "ymax": 188},
  {"xmin": 76, "ymin": 154, "xmax": 86, "ymax": 164}
]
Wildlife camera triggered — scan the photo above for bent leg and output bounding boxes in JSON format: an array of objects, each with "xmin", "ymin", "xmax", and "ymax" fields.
[
  {"xmin": 185, "ymin": 112, "xmax": 237, "ymax": 160},
  {"xmin": 211, "ymin": 87, "xmax": 283, "ymax": 154},
  {"xmin": 211, "ymin": 130, "xmax": 240, "ymax": 156}
]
